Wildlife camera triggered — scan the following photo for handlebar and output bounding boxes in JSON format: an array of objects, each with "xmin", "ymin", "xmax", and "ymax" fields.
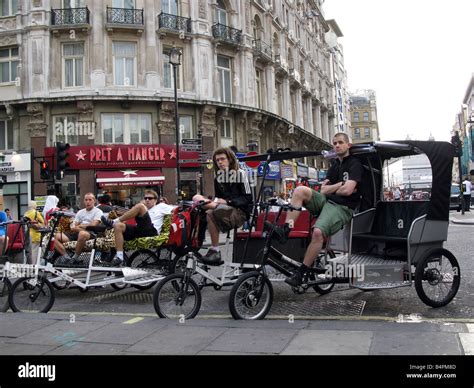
[
  {"xmin": 49, "ymin": 211, "xmax": 76, "ymax": 218},
  {"xmin": 256, "ymin": 201, "xmax": 302, "ymax": 212},
  {"xmin": 0, "ymin": 217, "xmax": 32, "ymax": 227}
]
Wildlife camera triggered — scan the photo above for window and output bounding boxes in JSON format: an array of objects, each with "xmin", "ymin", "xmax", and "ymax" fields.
[
  {"xmin": 63, "ymin": 0, "xmax": 85, "ymax": 7},
  {"xmin": 101, "ymin": 113, "xmax": 151, "ymax": 144},
  {"xmin": 62, "ymin": 43, "xmax": 84, "ymax": 88},
  {"xmin": 0, "ymin": 0, "xmax": 17, "ymax": 16},
  {"xmin": 353, "ymin": 112, "xmax": 359, "ymax": 122},
  {"xmin": 113, "ymin": 42, "xmax": 136, "ymax": 86},
  {"xmin": 255, "ymin": 69, "xmax": 262, "ymax": 109},
  {"xmin": 219, "ymin": 119, "xmax": 233, "ymax": 147},
  {"xmin": 53, "ymin": 116, "xmax": 78, "ymax": 145},
  {"xmin": 216, "ymin": 0, "xmax": 227, "ymax": 25},
  {"xmin": 0, "ymin": 120, "xmax": 13, "ymax": 150},
  {"xmin": 0, "ymin": 47, "xmax": 19, "ymax": 84},
  {"xmin": 163, "ymin": 47, "xmax": 182, "ymax": 90},
  {"xmin": 112, "ymin": 0, "xmax": 135, "ymax": 8},
  {"xmin": 364, "ymin": 128, "xmax": 371, "ymax": 138},
  {"xmin": 363, "ymin": 111, "xmax": 369, "ymax": 121},
  {"xmin": 354, "ymin": 128, "xmax": 360, "ymax": 139},
  {"xmin": 179, "ymin": 115, "xmax": 193, "ymax": 141},
  {"xmin": 162, "ymin": 0, "xmax": 178, "ymax": 15},
  {"xmin": 217, "ymin": 55, "xmax": 231, "ymax": 103}
]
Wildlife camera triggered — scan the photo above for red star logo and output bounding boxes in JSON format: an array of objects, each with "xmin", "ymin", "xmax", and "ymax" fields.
[
  {"xmin": 75, "ymin": 150, "xmax": 87, "ymax": 161},
  {"xmin": 168, "ymin": 149, "xmax": 177, "ymax": 159}
]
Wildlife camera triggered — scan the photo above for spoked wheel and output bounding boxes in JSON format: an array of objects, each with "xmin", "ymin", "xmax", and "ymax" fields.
[
  {"xmin": 153, "ymin": 273, "xmax": 201, "ymax": 319},
  {"xmin": 0, "ymin": 277, "xmax": 11, "ymax": 312},
  {"xmin": 170, "ymin": 254, "xmax": 207, "ymax": 290},
  {"xmin": 415, "ymin": 248, "xmax": 460, "ymax": 307},
  {"xmin": 129, "ymin": 249, "xmax": 168, "ymax": 290},
  {"xmin": 110, "ymin": 272, "xmax": 128, "ymax": 291},
  {"xmin": 9, "ymin": 276, "xmax": 55, "ymax": 313},
  {"xmin": 312, "ymin": 250, "xmax": 336, "ymax": 295},
  {"xmin": 229, "ymin": 271, "xmax": 273, "ymax": 320}
]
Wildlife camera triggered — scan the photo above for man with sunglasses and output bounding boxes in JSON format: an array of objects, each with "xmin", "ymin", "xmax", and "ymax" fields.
[{"xmin": 101, "ymin": 189, "xmax": 174, "ymax": 266}]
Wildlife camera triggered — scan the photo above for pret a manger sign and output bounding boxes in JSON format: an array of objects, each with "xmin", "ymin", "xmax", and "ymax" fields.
[{"xmin": 45, "ymin": 144, "xmax": 200, "ymax": 169}]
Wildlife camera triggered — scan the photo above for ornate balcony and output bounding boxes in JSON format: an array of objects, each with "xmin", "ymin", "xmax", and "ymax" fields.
[
  {"xmin": 50, "ymin": 7, "xmax": 90, "ymax": 33},
  {"xmin": 212, "ymin": 23, "xmax": 242, "ymax": 46},
  {"xmin": 106, "ymin": 7, "xmax": 144, "ymax": 34},
  {"xmin": 274, "ymin": 54, "xmax": 288, "ymax": 76},
  {"xmin": 252, "ymin": 39, "xmax": 272, "ymax": 63},
  {"xmin": 157, "ymin": 12, "xmax": 191, "ymax": 39}
]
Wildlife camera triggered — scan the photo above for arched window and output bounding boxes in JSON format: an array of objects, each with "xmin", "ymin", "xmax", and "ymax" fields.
[
  {"xmin": 253, "ymin": 15, "xmax": 263, "ymax": 40},
  {"xmin": 273, "ymin": 32, "xmax": 280, "ymax": 55},
  {"xmin": 363, "ymin": 111, "xmax": 370, "ymax": 121},
  {"xmin": 216, "ymin": 0, "xmax": 228, "ymax": 25}
]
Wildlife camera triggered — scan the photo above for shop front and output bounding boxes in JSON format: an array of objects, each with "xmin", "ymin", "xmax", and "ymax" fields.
[
  {"xmin": 0, "ymin": 152, "xmax": 31, "ymax": 219},
  {"xmin": 44, "ymin": 144, "xmax": 199, "ymax": 207},
  {"xmin": 257, "ymin": 160, "xmax": 281, "ymax": 199},
  {"xmin": 281, "ymin": 160, "xmax": 297, "ymax": 197}
]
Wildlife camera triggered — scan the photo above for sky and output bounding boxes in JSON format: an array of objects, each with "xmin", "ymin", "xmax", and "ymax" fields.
[{"xmin": 323, "ymin": 0, "xmax": 474, "ymax": 142}]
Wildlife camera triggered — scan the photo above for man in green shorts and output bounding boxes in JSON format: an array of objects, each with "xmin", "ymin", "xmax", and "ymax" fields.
[{"xmin": 271, "ymin": 132, "xmax": 364, "ymax": 287}]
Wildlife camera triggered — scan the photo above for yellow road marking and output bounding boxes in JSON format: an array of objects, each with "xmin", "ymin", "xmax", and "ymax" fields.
[{"xmin": 123, "ymin": 317, "xmax": 144, "ymax": 324}]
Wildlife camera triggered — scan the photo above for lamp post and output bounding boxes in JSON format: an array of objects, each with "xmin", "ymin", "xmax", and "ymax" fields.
[{"xmin": 170, "ymin": 46, "xmax": 182, "ymax": 199}]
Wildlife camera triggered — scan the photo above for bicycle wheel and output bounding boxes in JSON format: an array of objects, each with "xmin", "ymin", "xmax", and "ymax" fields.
[
  {"xmin": 312, "ymin": 250, "xmax": 336, "ymax": 295},
  {"xmin": 153, "ymin": 273, "xmax": 201, "ymax": 319},
  {"xmin": 169, "ymin": 254, "xmax": 207, "ymax": 289},
  {"xmin": 110, "ymin": 272, "xmax": 128, "ymax": 290},
  {"xmin": 9, "ymin": 276, "xmax": 55, "ymax": 313},
  {"xmin": 229, "ymin": 271, "xmax": 273, "ymax": 320},
  {"xmin": 415, "ymin": 248, "xmax": 460, "ymax": 308},
  {"xmin": 0, "ymin": 277, "xmax": 11, "ymax": 312},
  {"xmin": 129, "ymin": 249, "xmax": 168, "ymax": 290}
]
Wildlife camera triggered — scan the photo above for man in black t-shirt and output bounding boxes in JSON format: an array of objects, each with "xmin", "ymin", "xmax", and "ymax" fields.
[{"xmin": 270, "ymin": 132, "xmax": 364, "ymax": 287}]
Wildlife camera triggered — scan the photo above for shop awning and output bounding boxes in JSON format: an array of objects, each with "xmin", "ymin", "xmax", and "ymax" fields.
[{"xmin": 96, "ymin": 169, "xmax": 165, "ymax": 187}]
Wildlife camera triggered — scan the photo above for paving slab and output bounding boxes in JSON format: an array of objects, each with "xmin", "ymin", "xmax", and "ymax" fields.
[
  {"xmin": 182, "ymin": 318, "xmax": 310, "ymax": 330},
  {"xmin": 125, "ymin": 325, "xmax": 226, "ymax": 355},
  {"xmin": 0, "ymin": 341, "xmax": 57, "ymax": 355},
  {"xmin": 6, "ymin": 320, "xmax": 109, "ymax": 346},
  {"xmin": 369, "ymin": 332, "xmax": 463, "ymax": 355},
  {"xmin": 0, "ymin": 318, "xmax": 54, "ymax": 338},
  {"xmin": 282, "ymin": 330, "xmax": 373, "ymax": 355},
  {"xmin": 204, "ymin": 328, "xmax": 297, "ymax": 354},
  {"xmin": 459, "ymin": 333, "xmax": 474, "ymax": 355},
  {"xmin": 45, "ymin": 341, "xmax": 130, "ymax": 355}
]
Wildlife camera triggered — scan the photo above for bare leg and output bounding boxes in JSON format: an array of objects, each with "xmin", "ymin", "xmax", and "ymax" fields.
[
  {"xmin": 285, "ymin": 186, "xmax": 313, "ymax": 228},
  {"xmin": 74, "ymin": 231, "xmax": 91, "ymax": 256},
  {"xmin": 303, "ymin": 228, "xmax": 325, "ymax": 267},
  {"xmin": 54, "ymin": 232, "xmax": 70, "ymax": 256},
  {"xmin": 113, "ymin": 223, "xmax": 126, "ymax": 251},
  {"xmin": 117, "ymin": 203, "xmax": 148, "ymax": 223}
]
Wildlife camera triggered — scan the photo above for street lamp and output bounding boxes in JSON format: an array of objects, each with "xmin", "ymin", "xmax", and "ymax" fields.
[{"xmin": 170, "ymin": 46, "xmax": 182, "ymax": 199}]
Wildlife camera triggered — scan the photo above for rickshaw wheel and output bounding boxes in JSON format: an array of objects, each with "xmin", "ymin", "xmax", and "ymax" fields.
[
  {"xmin": 9, "ymin": 276, "xmax": 55, "ymax": 313},
  {"xmin": 0, "ymin": 277, "xmax": 12, "ymax": 312},
  {"xmin": 312, "ymin": 250, "xmax": 336, "ymax": 295},
  {"xmin": 414, "ymin": 248, "xmax": 460, "ymax": 308}
]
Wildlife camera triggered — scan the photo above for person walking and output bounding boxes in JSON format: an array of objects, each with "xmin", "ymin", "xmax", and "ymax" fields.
[{"xmin": 462, "ymin": 177, "xmax": 472, "ymax": 212}]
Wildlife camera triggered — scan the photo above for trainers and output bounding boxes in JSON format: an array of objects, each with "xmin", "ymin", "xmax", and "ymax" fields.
[
  {"xmin": 110, "ymin": 257, "xmax": 125, "ymax": 267},
  {"xmin": 285, "ymin": 271, "xmax": 304, "ymax": 287},
  {"xmin": 101, "ymin": 216, "xmax": 114, "ymax": 228},
  {"xmin": 200, "ymin": 249, "xmax": 223, "ymax": 266},
  {"xmin": 264, "ymin": 221, "xmax": 290, "ymax": 244}
]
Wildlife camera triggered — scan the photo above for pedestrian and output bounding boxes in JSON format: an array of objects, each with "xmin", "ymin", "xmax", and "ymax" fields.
[
  {"xmin": 24, "ymin": 201, "xmax": 45, "ymax": 264},
  {"xmin": 5, "ymin": 208, "xmax": 12, "ymax": 221},
  {"xmin": 462, "ymin": 177, "xmax": 472, "ymax": 212},
  {"xmin": 393, "ymin": 187, "xmax": 401, "ymax": 201}
]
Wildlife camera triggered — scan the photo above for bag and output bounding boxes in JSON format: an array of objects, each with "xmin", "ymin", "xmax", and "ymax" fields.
[{"xmin": 167, "ymin": 206, "xmax": 192, "ymax": 248}]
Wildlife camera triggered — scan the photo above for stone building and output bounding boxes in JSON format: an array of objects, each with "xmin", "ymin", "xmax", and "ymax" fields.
[
  {"xmin": 349, "ymin": 89, "xmax": 380, "ymax": 144},
  {"xmin": 0, "ymin": 0, "xmax": 345, "ymax": 206}
]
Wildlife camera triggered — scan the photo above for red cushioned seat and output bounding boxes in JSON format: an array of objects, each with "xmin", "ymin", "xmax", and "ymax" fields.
[{"xmin": 6, "ymin": 224, "xmax": 26, "ymax": 252}]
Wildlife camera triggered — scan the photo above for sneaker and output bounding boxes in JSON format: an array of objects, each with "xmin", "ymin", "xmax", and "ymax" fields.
[
  {"xmin": 200, "ymin": 249, "xmax": 223, "ymax": 266},
  {"xmin": 101, "ymin": 216, "xmax": 114, "ymax": 228},
  {"xmin": 285, "ymin": 271, "xmax": 304, "ymax": 287},
  {"xmin": 264, "ymin": 221, "xmax": 290, "ymax": 244},
  {"xmin": 110, "ymin": 257, "xmax": 125, "ymax": 267}
]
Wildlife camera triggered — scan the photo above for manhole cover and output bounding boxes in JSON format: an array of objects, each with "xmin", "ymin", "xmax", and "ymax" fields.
[{"xmin": 270, "ymin": 299, "xmax": 366, "ymax": 317}]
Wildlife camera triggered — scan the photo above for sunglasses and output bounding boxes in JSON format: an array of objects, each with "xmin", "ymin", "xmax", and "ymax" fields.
[{"xmin": 144, "ymin": 197, "xmax": 157, "ymax": 200}]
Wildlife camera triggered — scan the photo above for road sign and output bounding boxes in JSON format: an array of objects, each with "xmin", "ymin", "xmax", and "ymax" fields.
[
  {"xmin": 181, "ymin": 138, "xmax": 201, "ymax": 145},
  {"xmin": 179, "ymin": 159, "xmax": 200, "ymax": 164},
  {"xmin": 245, "ymin": 151, "xmax": 260, "ymax": 169},
  {"xmin": 182, "ymin": 145, "xmax": 202, "ymax": 151}
]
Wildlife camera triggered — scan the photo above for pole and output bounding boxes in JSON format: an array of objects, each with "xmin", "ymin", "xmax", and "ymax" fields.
[
  {"xmin": 454, "ymin": 127, "xmax": 465, "ymax": 215},
  {"xmin": 173, "ymin": 63, "xmax": 181, "ymax": 200}
]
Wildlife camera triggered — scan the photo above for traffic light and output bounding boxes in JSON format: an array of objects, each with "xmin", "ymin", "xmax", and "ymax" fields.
[
  {"xmin": 451, "ymin": 132, "xmax": 463, "ymax": 157},
  {"xmin": 55, "ymin": 142, "xmax": 70, "ymax": 179},
  {"xmin": 40, "ymin": 160, "xmax": 50, "ymax": 180}
]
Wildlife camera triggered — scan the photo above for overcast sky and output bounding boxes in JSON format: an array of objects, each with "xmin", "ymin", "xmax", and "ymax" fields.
[{"xmin": 323, "ymin": 0, "xmax": 474, "ymax": 142}]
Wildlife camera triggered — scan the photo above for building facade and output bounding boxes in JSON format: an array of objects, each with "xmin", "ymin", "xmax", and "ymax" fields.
[
  {"xmin": 1, "ymin": 0, "xmax": 345, "ymax": 206},
  {"xmin": 349, "ymin": 89, "xmax": 379, "ymax": 144}
]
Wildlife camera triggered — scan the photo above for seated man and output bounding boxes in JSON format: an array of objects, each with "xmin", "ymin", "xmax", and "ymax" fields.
[
  {"xmin": 272, "ymin": 132, "xmax": 364, "ymax": 287},
  {"xmin": 101, "ymin": 189, "xmax": 174, "ymax": 266},
  {"xmin": 193, "ymin": 147, "xmax": 253, "ymax": 265},
  {"xmin": 55, "ymin": 193, "xmax": 103, "ymax": 262}
]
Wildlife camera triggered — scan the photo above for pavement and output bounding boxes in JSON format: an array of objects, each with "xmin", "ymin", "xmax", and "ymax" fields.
[
  {"xmin": 0, "ymin": 311, "xmax": 473, "ymax": 356},
  {"xmin": 451, "ymin": 206, "xmax": 474, "ymax": 225}
]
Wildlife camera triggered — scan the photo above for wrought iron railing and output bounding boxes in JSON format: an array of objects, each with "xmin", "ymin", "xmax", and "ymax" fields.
[
  {"xmin": 252, "ymin": 39, "xmax": 272, "ymax": 59},
  {"xmin": 106, "ymin": 6, "xmax": 143, "ymax": 25},
  {"xmin": 51, "ymin": 7, "xmax": 90, "ymax": 25},
  {"xmin": 158, "ymin": 12, "xmax": 191, "ymax": 33},
  {"xmin": 212, "ymin": 23, "xmax": 242, "ymax": 44}
]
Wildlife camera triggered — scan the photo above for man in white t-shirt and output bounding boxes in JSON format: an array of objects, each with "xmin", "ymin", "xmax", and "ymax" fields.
[
  {"xmin": 101, "ymin": 189, "xmax": 174, "ymax": 266},
  {"xmin": 462, "ymin": 177, "xmax": 472, "ymax": 212},
  {"xmin": 55, "ymin": 193, "xmax": 103, "ymax": 261}
]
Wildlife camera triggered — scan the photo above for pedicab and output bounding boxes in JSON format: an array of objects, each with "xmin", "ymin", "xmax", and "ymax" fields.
[{"xmin": 228, "ymin": 140, "xmax": 461, "ymax": 319}]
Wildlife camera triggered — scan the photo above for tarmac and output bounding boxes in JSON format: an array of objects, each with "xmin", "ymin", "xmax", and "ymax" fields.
[{"xmin": 451, "ymin": 205, "xmax": 474, "ymax": 225}]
